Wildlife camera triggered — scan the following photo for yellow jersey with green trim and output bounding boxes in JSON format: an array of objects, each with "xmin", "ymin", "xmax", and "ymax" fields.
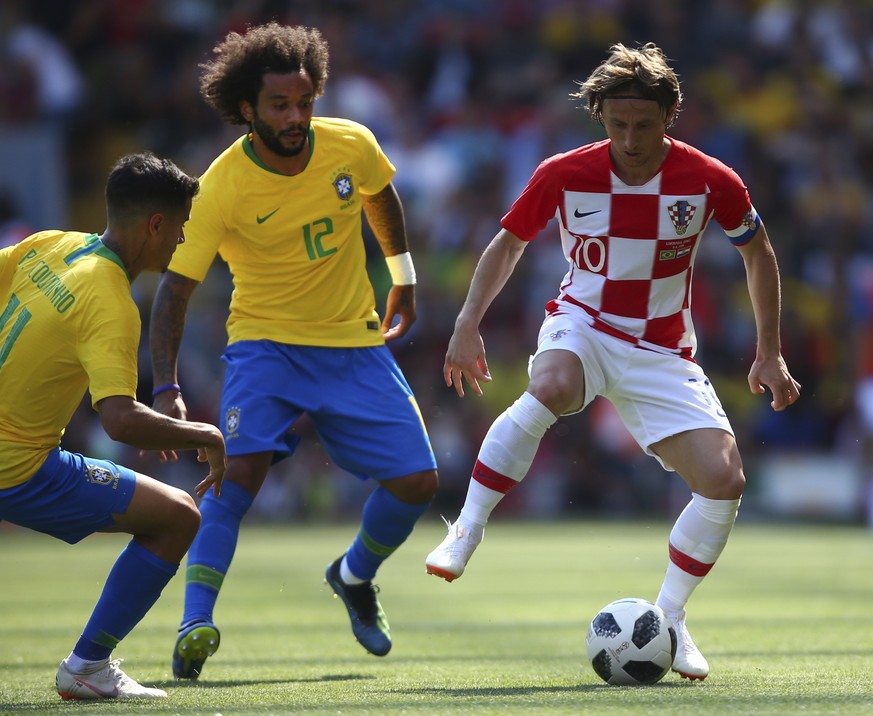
[
  {"xmin": 169, "ymin": 117, "xmax": 396, "ymax": 347},
  {"xmin": 0, "ymin": 231, "xmax": 139, "ymax": 488}
]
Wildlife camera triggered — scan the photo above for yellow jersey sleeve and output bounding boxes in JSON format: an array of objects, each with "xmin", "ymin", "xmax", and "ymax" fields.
[{"xmin": 166, "ymin": 166, "xmax": 228, "ymax": 283}]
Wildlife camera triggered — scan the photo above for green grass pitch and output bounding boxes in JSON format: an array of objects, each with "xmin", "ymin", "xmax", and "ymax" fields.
[{"xmin": 1, "ymin": 519, "xmax": 872, "ymax": 714}]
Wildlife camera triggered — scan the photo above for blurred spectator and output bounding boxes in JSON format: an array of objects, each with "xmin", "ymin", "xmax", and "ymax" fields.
[
  {"xmin": 1, "ymin": 1, "xmax": 84, "ymax": 125},
  {"xmin": 0, "ymin": 193, "xmax": 32, "ymax": 249}
]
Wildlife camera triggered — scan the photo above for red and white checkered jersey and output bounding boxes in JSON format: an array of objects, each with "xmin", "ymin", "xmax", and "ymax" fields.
[{"xmin": 501, "ymin": 137, "xmax": 760, "ymax": 359}]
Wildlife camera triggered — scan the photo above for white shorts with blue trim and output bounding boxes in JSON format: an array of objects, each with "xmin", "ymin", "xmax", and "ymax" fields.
[{"xmin": 532, "ymin": 308, "xmax": 734, "ymax": 471}]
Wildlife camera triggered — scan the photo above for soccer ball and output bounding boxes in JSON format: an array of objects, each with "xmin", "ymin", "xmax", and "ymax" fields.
[{"xmin": 585, "ymin": 598, "xmax": 677, "ymax": 686}]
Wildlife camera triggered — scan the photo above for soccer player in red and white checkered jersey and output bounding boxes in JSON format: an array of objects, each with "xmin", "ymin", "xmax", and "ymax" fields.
[{"xmin": 425, "ymin": 42, "xmax": 801, "ymax": 681}]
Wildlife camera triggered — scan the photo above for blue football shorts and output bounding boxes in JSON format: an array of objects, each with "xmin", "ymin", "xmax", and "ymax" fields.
[
  {"xmin": 219, "ymin": 340, "xmax": 437, "ymax": 481},
  {"xmin": 0, "ymin": 448, "xmax": 136, "ymax": 544}
]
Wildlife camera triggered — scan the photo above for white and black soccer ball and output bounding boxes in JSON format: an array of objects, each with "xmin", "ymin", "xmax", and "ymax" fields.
[{"xmin": 585, "ymin": 598, "xmax": 677, "ymax": 686}]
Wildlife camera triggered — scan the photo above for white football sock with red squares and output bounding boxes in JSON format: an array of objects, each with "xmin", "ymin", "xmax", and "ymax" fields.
[
  {"xmin": 656, "ymin": 493, "xmax": 740, "ymax": 618},
  {"xmin": 458, "ymin": 392, "xmax": 556, "ymax": 528}
]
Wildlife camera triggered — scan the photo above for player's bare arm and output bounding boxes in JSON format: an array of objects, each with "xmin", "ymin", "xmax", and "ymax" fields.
[
  {"xmin": 363, "ymin": 183, "xmax": 409, "ymax": 255},
  {"xmin": 98, "ymin": 395, "xmax": 226, "ymax": 497},
  {"xmin": 363, "ymin": 183, "xmax": 417, "ymax": 340},
  {"xmin": 150, "ymin": 271, "xmax": 200, "ymax": 418},
  {"xmin": 445, "ymin": 230, "xmax": 527, "ymax": 397},
  {"xmin": 147, "ymin": 271, "xmax": 201, "ymax": 463},
  {"xmin": 736, "ymin": 223, "xmax": 801, "ymax": 411}
]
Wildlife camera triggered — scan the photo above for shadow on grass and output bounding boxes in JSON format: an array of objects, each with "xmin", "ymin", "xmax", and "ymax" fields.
[
  {"xmin": 165, "ymin": 672, "xmax": 375, "ymax": 689},
  {"xmin": 389, "ymin": 681, "xmax": 691, "ymax": 697}
]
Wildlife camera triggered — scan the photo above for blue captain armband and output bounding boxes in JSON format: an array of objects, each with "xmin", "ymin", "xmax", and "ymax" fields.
[{"xmin": 726, "ymin": 207, "xmax": 761, "ymax": 246}]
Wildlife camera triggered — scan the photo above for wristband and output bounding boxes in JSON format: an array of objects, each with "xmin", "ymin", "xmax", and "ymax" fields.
[
  {"xmin": 152, "ymin": 382, "xmax": 181, "ymax": 397},
  {"xmin": 385, "ymin": 252, "xmax": 416, "ymax": 285}
]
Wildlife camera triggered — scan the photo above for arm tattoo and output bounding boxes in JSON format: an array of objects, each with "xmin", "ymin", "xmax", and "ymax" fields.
[
  {"xmin": 149, "ymin": 272, "xmax": 198, "ymax": 383},
  {"xmin": 363, "ymin": 183, "xmax": 409, "ymax": 256}
]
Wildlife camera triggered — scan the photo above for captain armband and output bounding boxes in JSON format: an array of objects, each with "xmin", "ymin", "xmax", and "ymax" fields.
[{"xmin": 385, "ymin": 251, "xmax": 416, "ymax": 286}]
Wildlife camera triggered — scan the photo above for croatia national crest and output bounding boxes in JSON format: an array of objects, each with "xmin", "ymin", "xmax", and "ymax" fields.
[{"xmin": 667, "ymin": 200, "xmax": 696, "ymax": 235}]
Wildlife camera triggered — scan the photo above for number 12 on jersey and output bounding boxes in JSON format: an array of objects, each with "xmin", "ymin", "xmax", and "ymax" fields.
[{"xmin": 303, "ymin": 218, "xmax": 336, "ymax": 260}]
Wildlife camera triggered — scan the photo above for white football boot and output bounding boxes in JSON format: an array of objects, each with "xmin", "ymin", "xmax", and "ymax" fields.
[
  {"xmin": 668, "ymin": 611, "xmax": 709, "ymax": 680},
  {"xmin": 425, "ymin": 516, "xmax": 483, "ymax": 582},
  {"xmin": 56, "ymin": 658, "xmax": 168, "ymax": 700}
]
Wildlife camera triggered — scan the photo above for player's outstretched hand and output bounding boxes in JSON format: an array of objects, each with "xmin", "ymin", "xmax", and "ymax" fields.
[
  {"xmin": 382, "ymin": 284, "xmax": 416, "ymax": 341},
  {"xmin": 142, "ymin": 391, "xmax": 189, "ymax": 463},
  {"xmin": 748, "ymin": 354, "xmax": 801, "ymax": 412},
  {"xmin": 194, "ymin": 434, "xmax": 227, "ymax": 498},
  {"xmin": 444, "ymin": 323, "xmax": 491, "ymax": 398}
]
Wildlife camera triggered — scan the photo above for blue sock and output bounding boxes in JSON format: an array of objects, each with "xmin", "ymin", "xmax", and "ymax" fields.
[
  {"xmin": 345, "ymin": 486, "xmax": 431, "ymax": 581},
  {"xmin": 182, "ymin": 480, "xmax": 253, "ymax": 626},
  {"xmin": 74, "ymin": 540, "xmax": 177, "ymax": 661}
]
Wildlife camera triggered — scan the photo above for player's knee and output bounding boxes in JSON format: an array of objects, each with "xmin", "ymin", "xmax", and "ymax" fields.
[
  {"xmin": 136, "ymin": 489, "xmax": 200, "ymax": 563},
  {"xmin": 698, "ymin": 467, "xmax": 745, "ymax": 500},
  {"xmin": 527, "ymin": 378, "xmax": 582, "ymax": 416},
  {"xmin": 416, "ymin": 470, "xmax": 439, "ymax": 502},
  {"xmin": 166, "ymin": 489, "xmax": 201, "ymax": 544},
  {"xmin": 727, "ymin": 468, "xmax": 746, "ymax": 499},
  {"xmin": 385, "ymin": 469, "xmax": 438, "ymax": 504},
  {"xmin": 721, "ymin": 450, "xmax": 746, "ymax": 498},
  {"xmin": 224, "ymin": 454, "xmax": 271, "ymax": 495}
]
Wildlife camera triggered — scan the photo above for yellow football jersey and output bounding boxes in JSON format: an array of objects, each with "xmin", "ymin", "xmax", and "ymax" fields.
[
  {"xmin": 0, "ymin": 231, "xmax": 139, "ymax": 488},
  {"xmin": 169, "ymin": 117, "xmax": 396, "ymax": 347}
]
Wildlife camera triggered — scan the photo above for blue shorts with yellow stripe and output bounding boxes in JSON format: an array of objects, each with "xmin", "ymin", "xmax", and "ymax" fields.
[{"xmin": 219, "ymin": 340, "xmax": 437, "ymax": 481}]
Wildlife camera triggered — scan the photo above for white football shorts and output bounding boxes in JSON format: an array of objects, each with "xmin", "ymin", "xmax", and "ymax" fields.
[{"xmin": 531, "ymin": 308, "xmax": 734, "ymax": 471}]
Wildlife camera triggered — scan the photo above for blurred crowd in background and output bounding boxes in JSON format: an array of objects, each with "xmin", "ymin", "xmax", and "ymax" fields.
[{"xmin": 2, "ymin": 0, "xmax": 873, "ymax": 524}]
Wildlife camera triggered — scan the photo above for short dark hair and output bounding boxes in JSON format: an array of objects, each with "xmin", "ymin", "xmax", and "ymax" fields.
[
  {"xmin": 572, "ymin": 42, "xmax": 682, "ymax": 127},
  {"xmin": 105, "ymin": 152, "xmax": 199, "ymax": 221},
  {"xmin": 199, "ymin": 23, "xmax": 330, "ymax": 125}
]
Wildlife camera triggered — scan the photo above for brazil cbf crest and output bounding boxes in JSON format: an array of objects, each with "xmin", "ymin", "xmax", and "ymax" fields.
[
  {"xmin": 332, "ymin": 172, "xmax": 353, "ymax": 200},
  {"xmin": 667, "ymin": 200, "xmax": 696, "ymax": 235},
  {"xmin": 86, "ymin": 463, "xmax": 119, "ymax": 489},
  {"xmin": 225, "ymin": 406, "xmax": 241, "ymax": 438}
]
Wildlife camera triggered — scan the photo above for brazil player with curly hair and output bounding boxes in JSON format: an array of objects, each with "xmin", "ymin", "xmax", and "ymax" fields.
[{"xmin": 150, "ymin": 23, "xmax": 438, "ymax": 678}]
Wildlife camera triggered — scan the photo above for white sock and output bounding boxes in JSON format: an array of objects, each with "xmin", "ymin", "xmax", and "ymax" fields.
[
  {"xmin": 340, "ymin": 556, "xmax": 365, "ymax": 585},
  {"xmin": 656, "ymin": 493, "xmax": 740, "ymax": 618},
  {"xmin": 63, "ymin": 653, "xmax": 108, "ymax": 674},
  {"xmin": 459, "ymin": 392, "xmax": 556, "ymax": 528},
  {"xmin": 459, "ymin": 481, "xmax": 503, "ymax": 529}
]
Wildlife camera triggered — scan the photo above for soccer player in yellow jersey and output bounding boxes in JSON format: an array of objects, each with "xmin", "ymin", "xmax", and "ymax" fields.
[
  {"xmin": 0, "ymin": 153, "xmax": 226, "ymax": 700},
  {"xmin": 149, "ymin": 23, "xmax": 438, "ymax": 677}
]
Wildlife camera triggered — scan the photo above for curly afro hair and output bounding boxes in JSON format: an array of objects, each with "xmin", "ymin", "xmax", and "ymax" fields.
[{"xmin": 199, "ymin": 23, "xmax": 330, "ymax": 125}]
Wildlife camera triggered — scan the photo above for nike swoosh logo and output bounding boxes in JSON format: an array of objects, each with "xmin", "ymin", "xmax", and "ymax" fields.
[
  {"xmin": 574, "ymin": 209, "xmax": 600, "ymax": 218},
  {"xmin": 256, "ymin": 208, "xmax": 280, "ymax": 224},
  {"xmin": 75, "ymin": 677, "xmax": 119, "ymax": 698}
]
